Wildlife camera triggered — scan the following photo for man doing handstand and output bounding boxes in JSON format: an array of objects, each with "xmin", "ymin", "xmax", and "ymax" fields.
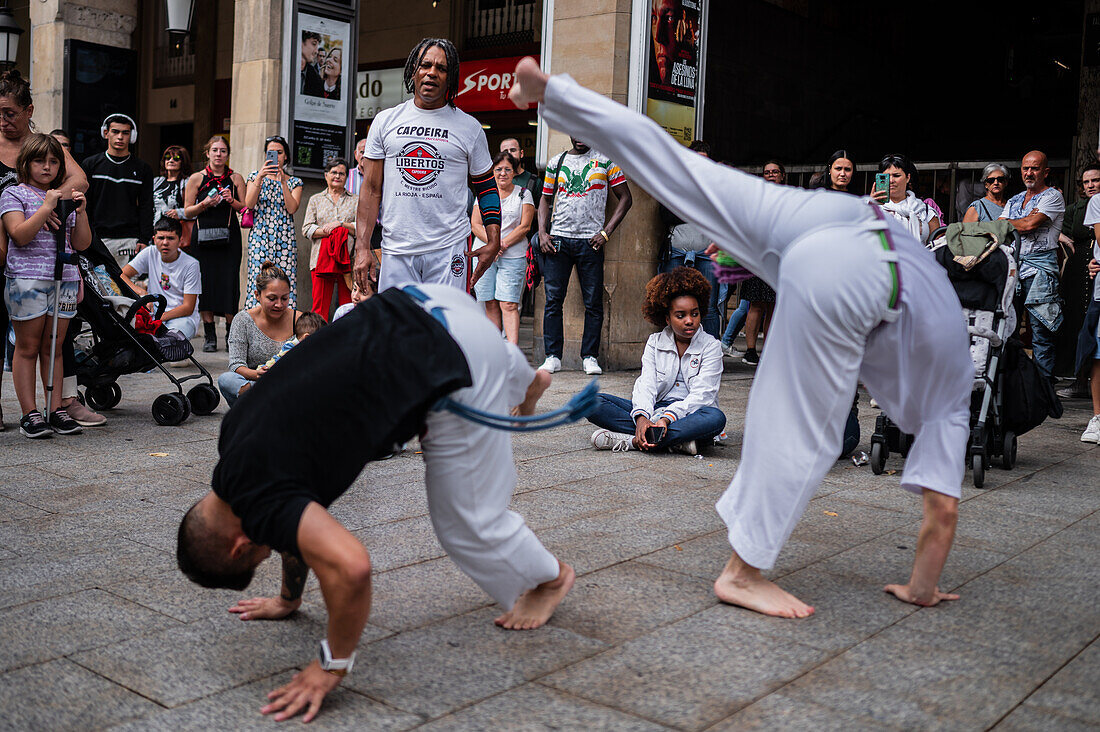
[
  {"xmin": 509, "ymin": 58, "xmax": 972, "ymax": 619},
  {"xmin": 177, "ymin": 285, "xmax": 573, "ymax": 722}
]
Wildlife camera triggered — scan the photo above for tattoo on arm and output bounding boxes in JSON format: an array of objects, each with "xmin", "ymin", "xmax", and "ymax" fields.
[{"xmin": 280, "ymin": 553, "xmax": 309, "ymax": 602}]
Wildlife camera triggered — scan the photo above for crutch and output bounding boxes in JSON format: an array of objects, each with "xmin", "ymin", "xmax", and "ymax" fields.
[{"xmin": 44, "ymin": 199, "xmax": 75, "ymax": 415}]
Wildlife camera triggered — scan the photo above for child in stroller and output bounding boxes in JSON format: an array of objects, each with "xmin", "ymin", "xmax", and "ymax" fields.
[
  {"xmin": 73, "ymin": 231, "xmax": 220, "ymax": 426},
  {"xmin": 870, "ymin": 221, "xmax": 1020, "ymax": 488}
]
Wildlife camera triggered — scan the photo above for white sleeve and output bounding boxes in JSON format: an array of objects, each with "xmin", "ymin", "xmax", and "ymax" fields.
[
  {"xmin": 1084, "ymin": 194, "xmax": 1100, "ymax": 227},
  {"xmin": 182, "ymin": 258, "xmax": 202, "ymax": 295},
  {"xmin": 1037, "ymin": 190, "xmax": 1065, "ymax": 221},
  {"xmin": 468, "ymin": 125, "xmax": 493, "ymax": 176},
  {"xmin": 128, "ymin": 246, "xmax": 151, "ymax": 276},
  {"xmin": 504, "ymin": 343, "xmax": 536, "ymax": 406},
  {"xmin": 365, "ymin": 108, "xmax": 390, "ymax": 160}
]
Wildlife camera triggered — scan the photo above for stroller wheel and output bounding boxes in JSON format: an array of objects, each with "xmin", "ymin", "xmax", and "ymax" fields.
[
  {"xmin": 1001, "ymin": 431, "xmax": 1017, "ymax": 470},
  {"xmin": 870, "ymin": 442, "xmax": 886, "ymax": 475},
  {"xmin": 152, "ymin": 393, "xmax": 191, "ymax": 426},
  {"xmin": 85, "ymin": 383, "xmax": 122, "ymax": 411},
  {"xmin": 972, "ymin": 453, "xmax": 985, "ymax": 489},
  {"xmin": 187, "ymin": 384, "xmax": 220, "ymax": 416}
]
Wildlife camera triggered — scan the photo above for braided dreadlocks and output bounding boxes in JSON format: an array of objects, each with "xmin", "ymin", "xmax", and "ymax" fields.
[{"xmin": 403, "ymin": 38, "xmax": 461, "ymax": 108}]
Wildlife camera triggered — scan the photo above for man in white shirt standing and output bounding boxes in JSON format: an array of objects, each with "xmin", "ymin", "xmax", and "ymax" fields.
[
  {"xmin": 1000, "ymin": 150, "xmax": 1066, "ymax": 378},
  {"xmin": 121, "ymin": 217, "xmax": 202, "ymax": 339},
  {"xmin": 344, "ymin": 138, "xmax": 367, "ymax": 196},
  {"xmin": 354, "ymin": 38, "xmax": 500, "ymax": 293}
]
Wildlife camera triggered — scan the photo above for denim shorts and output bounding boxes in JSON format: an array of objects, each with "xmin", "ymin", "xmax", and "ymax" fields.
[
  {"xmin": 4, "ymin": 278, "xmax": 79, "ymax": 321},
  {"xmin": 473, "ymin": 255, "xmax": 526, "ymax": 304}
]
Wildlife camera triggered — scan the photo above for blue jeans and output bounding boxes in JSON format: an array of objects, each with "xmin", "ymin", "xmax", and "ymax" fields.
[
  {"xmin": 542, "ymin": 236, "xmax": 604, "ymax": 359},
  {"xmin": 218, "ymin": 371, "xmax": 254, "ymax": 408},
  {"xmin": 587, "ymin": 393, "xmax": 726, "ymax": 449},
  {"xmin": 722, "ymin": 299, "xmax": 750, "ymax": 347},
  {"xmin": 663, "ymin": 248, "xmax": 721, "ymax": 339},
  {"xmin": 1020, "ymin": 274, "xmax": 1058, "ymax": 378}
]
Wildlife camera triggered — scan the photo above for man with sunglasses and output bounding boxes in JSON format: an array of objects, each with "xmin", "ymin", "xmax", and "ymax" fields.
[
  {"xmin": 82, "ymin": 114, "xmax": 154, "ymax": 269},
  {"xmin": 999, "ymin": 150, "xmax": 1066, "ymax": 380}
]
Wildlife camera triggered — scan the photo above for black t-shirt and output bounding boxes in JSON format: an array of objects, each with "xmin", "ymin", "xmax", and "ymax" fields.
[{"xmin": 212, "ymin": 288, "xmax": 472, "ymax": 555}]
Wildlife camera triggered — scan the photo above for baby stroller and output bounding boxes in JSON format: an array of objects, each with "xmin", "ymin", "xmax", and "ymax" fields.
[
  {"xmin": 71, "ymin": 238, "xmax": 220, "ymax": 425},
  {"xmin": 870, "ymin": 222, "xmax": 1020, "ymax": 488}
]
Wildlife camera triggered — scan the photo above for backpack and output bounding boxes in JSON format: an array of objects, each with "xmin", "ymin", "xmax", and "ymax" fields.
[{"xmin": 1001, "ymin": 339, "xmax": 1062, "ymax": 435}]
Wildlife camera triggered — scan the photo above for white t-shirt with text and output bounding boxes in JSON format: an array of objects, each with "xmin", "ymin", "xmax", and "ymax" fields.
[
  {"xmin": 366, "ymin": 100, "xmax": 493, "ymax": 255},
  {"xmin": 473, "ymin": 185, "xmax": 534, "ymax": 258},
  {"xmin": 128, "ymin": 246, "xmax": 202, "ymax": 331}
]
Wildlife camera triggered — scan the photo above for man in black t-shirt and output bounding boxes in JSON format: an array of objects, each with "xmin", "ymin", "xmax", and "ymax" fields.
[
  {"xmin": 82, "ymin": 114, "xmax": 154, "ymax": 268},
  {"xmin": 177, "ymin": 286, "xmax": 573, "ymax": 723}
]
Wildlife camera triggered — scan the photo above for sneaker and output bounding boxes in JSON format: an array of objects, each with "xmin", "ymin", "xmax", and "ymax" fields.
[
  {"xmin": 1057, "ymin": 386, "xmax": 1090, "ymax": 400},
  {"xmin": 722, "ymin": 343, "xmax": 743, "ymax": 358},
  {"xmin": 672, "ymin": 440, "xmax": 698, "ymax": 456},
  {"xmin": 1082, "ymin": 414, "xmax": 1100, "ymax": 444},
  {"xmin": 539, "ymin": 356, "xmax": 562, "ymax": 373},
  {"xmin": 61, "ymin": 398, "xmax": 106, "ymax": 427},
  {"xmin": 19, "ymin": 411, "xmax": 52, "ymax": 439},
  {"xmin": 582, "ymin": 356, "xmax": 603, "ymax": 375},
  {"xmin": 591, "ymin": 428, "xmax": 634, "ymax": 451},
  {"xmin": 742, "ymin": 348, "xmax": 759, "ymax": 366},
  {"xmin": 48, "ymin": 408, "xmax": 83, "ymax": 435}
]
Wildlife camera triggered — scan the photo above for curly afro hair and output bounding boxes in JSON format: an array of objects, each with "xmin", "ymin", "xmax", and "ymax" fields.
[{"xmin": 642, "ymin": 267, "xmax": 711, "ymax": 327}]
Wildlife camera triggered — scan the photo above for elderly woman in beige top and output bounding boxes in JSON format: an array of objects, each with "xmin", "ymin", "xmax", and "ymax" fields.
[{"xmin": 302, "ymin": 157, "xmax": 357, "ymax": 319}]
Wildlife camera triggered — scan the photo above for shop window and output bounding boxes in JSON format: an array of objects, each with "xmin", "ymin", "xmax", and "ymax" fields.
[{"xmin": 467, "ymin": 0, "xmax": 538, "ymax": 49}]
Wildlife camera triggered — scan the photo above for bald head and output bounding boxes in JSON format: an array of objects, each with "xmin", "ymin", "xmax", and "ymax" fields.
[{"xmin": 1021, "ymin": 150, "xmax": 1049, "ymax": 191}]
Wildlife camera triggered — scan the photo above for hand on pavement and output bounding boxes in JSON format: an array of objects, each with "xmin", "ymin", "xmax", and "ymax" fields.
[
  {"xmin": 228, "ymin": 595, "xmax": 301, "ymax": 621},
  {"xmin": 261, "ymin": 662, "xmax": 342, "ymax": 722}
]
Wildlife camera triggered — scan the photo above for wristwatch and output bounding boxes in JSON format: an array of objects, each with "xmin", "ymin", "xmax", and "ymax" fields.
[{"xmin": 318, "ymin": 639, "xmax": 356, "ymax": 677}]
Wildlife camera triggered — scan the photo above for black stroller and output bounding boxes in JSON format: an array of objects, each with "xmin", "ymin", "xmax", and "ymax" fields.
[
  {"xmin": 71, "ymin": 238, "xmax": 220, "ymax": 425},
  {"xmin": 870, "ymin": 222, "xmax": 1021, "ymax": 488}
]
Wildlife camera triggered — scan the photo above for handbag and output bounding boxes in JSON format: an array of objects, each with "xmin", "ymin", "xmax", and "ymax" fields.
[
  {"xmin": 527, "ymin": 153, "xmax": 569, "ymax": 290},
  {"xmin": 240, "ymin": 208, "xmax": 255, "ymax": 228}
]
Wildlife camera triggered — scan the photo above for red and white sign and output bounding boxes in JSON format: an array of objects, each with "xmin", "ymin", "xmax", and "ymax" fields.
[{"xmin": 454, "ymin": 55, "xmax": 539, "ymax": 113}]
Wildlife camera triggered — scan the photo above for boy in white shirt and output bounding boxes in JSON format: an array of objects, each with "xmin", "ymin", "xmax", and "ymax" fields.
[{"xmin": 121, "ymin": 217, "xmax": 202, "ymax": 338}]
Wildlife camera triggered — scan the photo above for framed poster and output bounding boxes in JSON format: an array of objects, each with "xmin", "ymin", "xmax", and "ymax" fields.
[
  {"xmin": 291, "ymin": 8, "xmax": 354, "ymax": 174},
  {"xmin": 645, "ymin": 0, "xmax": 705, "ymax": 145}
]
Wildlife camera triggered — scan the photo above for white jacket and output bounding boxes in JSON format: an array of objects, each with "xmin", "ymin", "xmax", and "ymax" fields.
[{"xmin": 630, "ymin": 327, "xmax": 723, "ymax": 423}]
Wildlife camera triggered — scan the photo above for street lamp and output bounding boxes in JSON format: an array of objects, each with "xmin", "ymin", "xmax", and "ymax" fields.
[
  {"xmin": 0, "ymin": 2, "xmax": 24, "ymax": 71},
  {"xmin": 165, "ymin": 0, "xmax": 195, "ymax": 52}
]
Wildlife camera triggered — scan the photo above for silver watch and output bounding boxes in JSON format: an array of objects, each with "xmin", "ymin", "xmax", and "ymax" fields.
[{"xmin": 318, "ymin": 639, "xmax": 356, "ymax": 676}]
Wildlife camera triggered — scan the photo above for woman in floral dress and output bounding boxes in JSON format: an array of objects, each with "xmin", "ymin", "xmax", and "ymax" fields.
[{"xmin": 244, "ymin": 135, "xmax": 303, "ymax": 307}]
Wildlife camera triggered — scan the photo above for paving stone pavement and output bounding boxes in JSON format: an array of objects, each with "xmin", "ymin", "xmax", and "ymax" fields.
[{"xmin": 0, "ymin": 336, "xmax": 1097, "ymax": 730}]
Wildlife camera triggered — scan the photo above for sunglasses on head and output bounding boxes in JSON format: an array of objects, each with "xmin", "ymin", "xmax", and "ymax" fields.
[{"xmin": 984, "ymin": 175, "xmax": 1006, "ymax": 184}]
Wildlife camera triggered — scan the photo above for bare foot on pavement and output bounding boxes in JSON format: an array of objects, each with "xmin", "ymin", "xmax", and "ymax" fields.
[{"xmin": 495, "ymin": 561, "xmax": 575, "ymax": 630}]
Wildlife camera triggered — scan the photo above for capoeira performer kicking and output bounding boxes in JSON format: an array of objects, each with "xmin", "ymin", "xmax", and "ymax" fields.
[
  {"xmin": 177, "ymin": 285, "xmax": 573, "ymax": 722},
  {"xmin": 509, "ymin": 58, "xmax": 972, "ymax": 618}
]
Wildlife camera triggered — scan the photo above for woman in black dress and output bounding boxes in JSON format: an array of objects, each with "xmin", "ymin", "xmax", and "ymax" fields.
[{"xmin": 183, "ymin": 135, "xmax": 246, "ymax": 352}]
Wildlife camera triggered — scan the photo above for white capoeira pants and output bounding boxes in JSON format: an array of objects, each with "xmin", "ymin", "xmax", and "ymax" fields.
[
  {"xmin": 414, "ymin": 285, "xmax": 560, "ymax": 609},
  {"xmin": 379, "ymin": 241, "xmax": 468, "ymax": 292},
  {"xmin": 540, "ymin": 75, "xmax": 973, "ymax": 571}
]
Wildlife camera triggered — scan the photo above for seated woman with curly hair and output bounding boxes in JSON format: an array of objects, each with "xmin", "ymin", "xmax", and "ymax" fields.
[{"xmin": 587, "ymin": 267, "xmax": 726, "ymax": 455}]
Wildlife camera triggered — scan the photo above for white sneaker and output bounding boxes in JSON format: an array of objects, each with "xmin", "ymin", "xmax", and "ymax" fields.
[
  {"xmin": 582, "ymin": 356, "xmax": 602, "ymax": 375},
  {"xmin": 591, "ymin": 428, "xmax": 634, "ymax": 451},
  {"xmin": 539, "ymin": 356, "xmax": 562, "ymax": 373},
  {"xmin": 672, "ymin": 440, "xmax": 698, "ymax": 456},
  {"xmin": 721, "ymin": 344, "xmax": 743, "ymax": 358},
  {"xmin": 1081, "ymin": 414, "xmax": 1100, "ymax": 444}
]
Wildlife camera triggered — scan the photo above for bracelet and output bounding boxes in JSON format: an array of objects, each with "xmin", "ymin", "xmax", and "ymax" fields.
[{"xmin": 599, "ymin": 230, "xmax": 609, "ymax": 242}]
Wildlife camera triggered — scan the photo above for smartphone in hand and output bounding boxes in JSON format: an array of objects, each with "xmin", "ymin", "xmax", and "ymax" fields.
[
  {"xmin": 266, "ymin": 149, "xmax": 279, "ymax": 169},
  {"xmin": 645, "ymin": 425, "xmax": 667, "ymax": 445},
  {"xmin": 874, "ymin": 173, "xmax": 889, "ymax": 197}
]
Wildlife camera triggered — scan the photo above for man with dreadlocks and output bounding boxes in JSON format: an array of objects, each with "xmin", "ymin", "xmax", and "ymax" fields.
[{"xmin": 354, "ymin": 38, "xmax": 501, "ymax": 292}]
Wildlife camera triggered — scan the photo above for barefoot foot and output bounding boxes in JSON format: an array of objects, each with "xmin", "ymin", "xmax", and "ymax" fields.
[
  {"xmin": 884, "ymin": 583, "xmax": 959, "ymax": 607},
  {"xmin": 714, "ymin": 568, "xmax": 814, "ymax": 619},
  {"xmin": 495, "ymin": 562, "xmax": 575, "ymax": 630}
]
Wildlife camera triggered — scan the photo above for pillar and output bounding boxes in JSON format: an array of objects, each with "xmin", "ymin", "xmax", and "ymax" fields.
[
  {"xmin": 535, "ymin": 0, "xmax": 662, "ymax": 370},
  {"xmin": 1074, "ymin": 1, "xmax": 1100, "ymax": 180}
]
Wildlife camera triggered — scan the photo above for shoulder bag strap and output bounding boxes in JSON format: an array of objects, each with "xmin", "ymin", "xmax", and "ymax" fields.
[{"xmin": 547, "ymin": 152, "xmax": 568, "ymax": 235}]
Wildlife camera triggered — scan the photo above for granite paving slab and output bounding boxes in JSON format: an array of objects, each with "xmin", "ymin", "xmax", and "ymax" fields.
[
  {"xmin": 343, "ymin": 609, "xmax": 608, "ymax": 719},
  {"xmin": 351, "ymin": 515, "xmax": 447, "ymax": 573},
  {"xmin": 993, "ymin": 703, "xmax": 1100, "ymax": 731},
  {"xmin": 107, "ymin": 673, "xmax": 423, "ymax": 731},
  {"xmin": 1018, "ymin": 640, "xmax": 1100, "ymax": 725},
  {"xmin": 365, "ymin": 556, "xmax": 494, "ymax": 632},
  {"xmin": 0, "ymin": 659, "xmax": 162, "ymax": 731},
  {"xmin": 419, "ymin": 683, "xmax": 671, "ymax": 731},
  {"xmin": 0, "ymin": 588, "xmax": 181, "ymax": 672},
  {"xmin": 0, "ymin": 494, "xmax": 50, "ymax": 522},
  {"xmin": 542, "ymin": 607, "xmax": 831, "ymax": 730},
  {"xmin": 711, "ymin": 688, "xmax": 902, "ymax": 731}
]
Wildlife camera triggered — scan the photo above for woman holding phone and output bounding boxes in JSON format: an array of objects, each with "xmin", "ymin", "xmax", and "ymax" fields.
[
  {"xmin": 872, "ymin": 153, "xmax": 940, "ymax": 245},
  {"xmin": 244, "ymin": 135, "xmax": 303, "ymax": 308},
  {"xmin": 586, "ymin": 267, "xmax": 726, "ymax": 456},
  {"xmin": 184, "ymin": 135, "xmax": 246, "ymax": 352}
]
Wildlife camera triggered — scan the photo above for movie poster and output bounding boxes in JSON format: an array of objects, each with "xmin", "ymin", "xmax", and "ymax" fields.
[
  {"xmin": 293, "ymin": 11, "xmax": 351, "ymax": 170},
  {"xmin": 645, "ymin": 0, "xmax": 703, "ymax": 144}
]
